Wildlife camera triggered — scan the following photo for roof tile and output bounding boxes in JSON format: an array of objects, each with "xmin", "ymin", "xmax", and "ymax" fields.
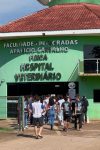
[{"xmin": 0, "ymin": 3, "xmax": 100, "ymax": 32}]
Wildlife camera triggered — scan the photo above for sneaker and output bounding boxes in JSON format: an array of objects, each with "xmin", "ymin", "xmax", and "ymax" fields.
[
  {"xmin": 77, "ymin": 127, "xmax": 82, "ymax": 131},
  {"xmin": 63, "ymin": 128, "xmax": 67, "ymax": 132},
  {"xmin": 25, "ymin": 126, "xmax": 28, "ymax": 129},
  {"xmin": 38, "ymin": 135, "xmax": 43, "ymax": 139},
  {"xmin": 79, "ymin": 128, "xmax": 82, "ymax": 131},
  {"xmin": 35, "ymin": 136, "xmax": 39, "ymax": 139}
]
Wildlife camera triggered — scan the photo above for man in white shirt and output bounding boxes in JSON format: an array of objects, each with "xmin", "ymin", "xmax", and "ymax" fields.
[
  {"xmin": 57, "ymin": 95, "xmax": 65, "ymax": 126},
  {"xmin": 43, "ymin": 95, "xmax": 50, "ymax": 124},
  {"xmin": 32, "ymin": 95, "xmax": 45, "ymax": 139}
]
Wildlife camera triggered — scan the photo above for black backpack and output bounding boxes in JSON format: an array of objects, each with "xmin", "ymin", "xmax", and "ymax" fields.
[
  {"xmin": 63, "ymin": 101, "xmax": 71, "ymax": 114},
  {"xmin": 76, "ymin": 101, "xmax": 83, "ymax": 114}
]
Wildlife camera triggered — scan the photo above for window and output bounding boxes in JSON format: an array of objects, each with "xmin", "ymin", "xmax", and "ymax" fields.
[
  {"xmin": 84, "ymin": 45, "xmax": 100, "ymax": 73},
  {"xmin": 93, "ymin": 89, "xmax": 100, "ymax": 103},
  {"xmin": 84, "ymin": 45, "xmax": 100, "ymax": 59},
  {"xmin": 84, "ymin": 60, "xmax": 97, "ymax": 73}
]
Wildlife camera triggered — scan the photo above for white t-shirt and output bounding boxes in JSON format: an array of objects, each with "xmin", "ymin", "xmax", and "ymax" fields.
[
  {"xmin": 44, "ymin": 97, "xmax": 49, "ymax": 105},
  {"xmin": 58, "ymin": 99, "xmax": 65, "ymax": 110},
  {"xmin": 32, "ymin": 101, "xmax": 43, "ymax": 118}
]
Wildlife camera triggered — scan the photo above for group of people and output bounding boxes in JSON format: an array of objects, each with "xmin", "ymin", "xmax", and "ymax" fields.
[
  {"xmin": 55, "ymin": 95, "xmax": 89, "ymax": 131},
  {"xmin": 19, "ymin": 94, "xmax": 89, "ymax": 139}
]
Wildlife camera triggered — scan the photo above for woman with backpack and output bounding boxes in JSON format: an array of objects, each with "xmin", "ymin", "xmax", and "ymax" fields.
[
  {"xmin": 74, "ymin": 95, "xmax": 83, "ymax": 131},
  {"xmin": 81, "ymin": 96, "xmax": 89, "ymax": 124},
  {"xmin": 47, "ymin": 96, "xmax": 55, "ymax": 130}
]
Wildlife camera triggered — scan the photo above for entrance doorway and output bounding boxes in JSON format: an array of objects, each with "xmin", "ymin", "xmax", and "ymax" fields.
[{"xmin": 7, "ymin": 82, "xmax": 79, "ymax": 117}]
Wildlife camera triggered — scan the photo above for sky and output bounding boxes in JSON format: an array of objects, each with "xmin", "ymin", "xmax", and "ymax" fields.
[{"xmin": 0, "ymin": 0, "xmax": 47, "ymax": 25}]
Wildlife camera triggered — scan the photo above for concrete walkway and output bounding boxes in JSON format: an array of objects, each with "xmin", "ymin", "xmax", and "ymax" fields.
[
  {"xmin": 0, "ymin": 134, "xmax": 100, "ymax": 150},
  {"xmin": 0, "ymin": 119, "xmax": 100, "ymax": 150}
]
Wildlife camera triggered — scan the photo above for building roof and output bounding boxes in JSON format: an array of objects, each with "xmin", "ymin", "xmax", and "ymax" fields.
[{"xmin": 0, "ymin": 3, "xmax": 100, "ymax": 33}]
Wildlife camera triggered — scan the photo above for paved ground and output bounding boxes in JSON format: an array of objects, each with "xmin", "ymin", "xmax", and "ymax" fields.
[{"xmin": 0, "ymin": 119, "xmax": 100, "ymax": 150}]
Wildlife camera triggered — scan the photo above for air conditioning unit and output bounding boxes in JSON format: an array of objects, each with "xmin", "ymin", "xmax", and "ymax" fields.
[{"xmin": 37, "ymin": 0, "xmax": 53, "ymax": 5}]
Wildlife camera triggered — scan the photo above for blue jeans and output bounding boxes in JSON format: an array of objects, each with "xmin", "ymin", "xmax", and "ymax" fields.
[
  {"xmin": 24, "ymin": 112, "xmax": 28, "ymax": 127},
  {"xmin": 48, "ymin": 109, "xmax": 55, "ymax": 126},
  {"xmin": 48, "ymin": 114, "xmax": 55, "ymax": 126}
]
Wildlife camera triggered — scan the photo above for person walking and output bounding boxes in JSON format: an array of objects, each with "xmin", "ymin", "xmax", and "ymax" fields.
[
  {"xmin": 23, "ymin": 96, "xmax": 29, "ymax": 129},
  {"xmin": 28, "ymin": 96, "xmax": 34, "ymax": 126},
  {"xmin": 62, "ymin": 96, "xmax": 71, "ymax": 132},
  {"xmin": 32, "ymin": 95, "xmax": 45, "ymax": 139},
  {"xmin": 43, "ymin": 95, "xmax": 50, "ymax": 124},
  {"xmin": 48, "ymin": 96, "xmax": 55, "ymax": 130},
  {"xmin": 74, "ymin": 95, "xmax": 83, "ymax": 131},
  {"xmin": 81, "ymin": 96, "xmax": 89, "ymax": 124},
  {"xmin": 57, "ymin": 95, "xmax": 65, "ymax": 126}
]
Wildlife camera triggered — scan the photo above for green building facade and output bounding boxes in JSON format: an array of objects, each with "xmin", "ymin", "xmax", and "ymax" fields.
[
  {"xmin": 0, "ymin": 34, "xmax": 100, "ymax": 119},
  {"xmin": 49, "ymin": 0, "xmax": 100, "ymax": 6},
  {"xmin": 38, "ymin": 0, "xmax": 100, "ymax": 6}
]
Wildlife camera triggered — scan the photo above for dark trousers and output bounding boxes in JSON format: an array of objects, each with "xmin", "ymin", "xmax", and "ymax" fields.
[
  {"xmin": 82, "ymin": 111, "xmax": 87, "ymax": 123},
  {"xmin": 44, "ymin": 112, "xmax": 48, "ymax": 124},
  {"xmin": 74, "ymin": 114, "xmax": 82, "ymax": 129},
  {"xmin": 30, "ymin": 114, "xmax": 33, "ymax": 125}
]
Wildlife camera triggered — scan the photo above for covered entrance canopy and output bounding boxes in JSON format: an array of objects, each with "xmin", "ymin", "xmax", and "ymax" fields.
[{"xmin": 7, "ymin": 82, "xmax": 69, "ymax": 96}]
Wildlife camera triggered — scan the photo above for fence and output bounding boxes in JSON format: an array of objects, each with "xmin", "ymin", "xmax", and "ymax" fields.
[{"xmin": 0, "ymin": 96, "xmax": 24, "ymax": 132}]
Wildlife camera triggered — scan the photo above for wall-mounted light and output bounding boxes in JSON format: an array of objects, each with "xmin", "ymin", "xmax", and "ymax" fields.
[
  {"xmin": 55, "ymin": 85, "xmax": 60, "ymax": 87},
  {"xmin": 42, "ymin": 33, "xmax": 45, "ymax": 36},
  {"xmin": 0, "ymin": 79, "xmax": 5, "ymax": 86}
]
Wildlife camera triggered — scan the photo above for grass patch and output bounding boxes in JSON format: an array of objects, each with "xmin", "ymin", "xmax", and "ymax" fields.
[{"xmin": 0, "ymin": 127, "xmax": 13, "ymax": 132}]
